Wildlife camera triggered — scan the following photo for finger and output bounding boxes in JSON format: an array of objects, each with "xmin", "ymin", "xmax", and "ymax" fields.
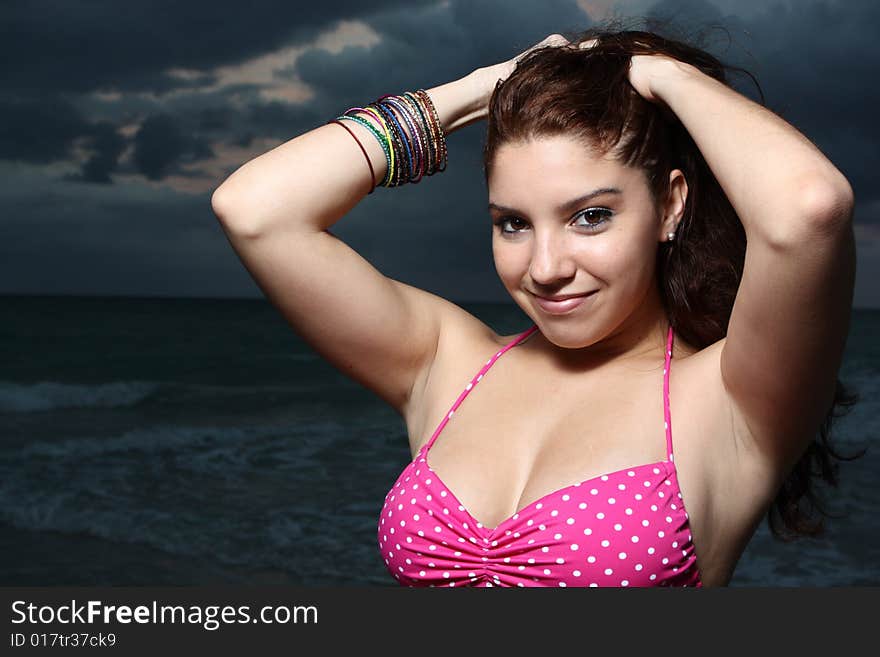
[
  {"xmin": 529, "ymin": 34, "xmax": 568, "ymax": 55},
  {"xmin": 543, "ymin": 34, "xmax": 570, "ymax": 47},
  {"xmin": 515, "ymin": 34, "xmax": 569, "ymax": 63}
]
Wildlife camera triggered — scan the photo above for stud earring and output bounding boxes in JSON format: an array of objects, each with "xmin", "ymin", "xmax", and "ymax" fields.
[{"xmin": 666, "ymin": 232, "xmax": 675, "ymax": 242}]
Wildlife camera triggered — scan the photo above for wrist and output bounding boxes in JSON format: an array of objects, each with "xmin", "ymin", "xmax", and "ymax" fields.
[
  {"xmin": 424, "ymin": 70, "xmax": 491, "ymax": 134},
  {"xmin": 648, "ymin": 57, "xmax": 702, "ymax": 104},
  {"xmin": 468, "ymin": 64, "xmax": 509, "ymax": 113}
]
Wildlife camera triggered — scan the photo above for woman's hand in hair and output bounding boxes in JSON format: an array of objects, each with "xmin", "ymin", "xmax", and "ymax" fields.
[
  {"xmin": 471, "ymin": 33, "xmax": 597, "ymax": 111},
  {"xmin": 627, "ymin": 54, "xmax": 694, "ymax": 105},
  {"xmin": 627, "ymin": 53, "xmax": 699, "ymax": 124}
]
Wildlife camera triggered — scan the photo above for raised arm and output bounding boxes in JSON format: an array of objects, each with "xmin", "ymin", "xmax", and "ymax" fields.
[
  {"xmin": 210, "ymin": 71, "xmax": 490, "ymax": 418},
  {"xmin": 634, "ymin": 55, "xmax": 856, "ymax": 474}
]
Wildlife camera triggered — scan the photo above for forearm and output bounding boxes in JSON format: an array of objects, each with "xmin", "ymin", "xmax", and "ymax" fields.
[
  {"xmin": 211, "ymin": 70, "xmax": 487, "ymax": 235},
  {"xmin": 650, "ymin": 59, "xmax": 854, "ymax": 244}
]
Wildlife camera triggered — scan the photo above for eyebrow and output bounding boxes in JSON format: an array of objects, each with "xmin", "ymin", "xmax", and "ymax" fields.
[{"xmin": 488, "ymin": 187, "xmax": 623, "ymax": 214}]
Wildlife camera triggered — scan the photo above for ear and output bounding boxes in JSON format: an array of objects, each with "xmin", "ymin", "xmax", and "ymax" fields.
[{"xmin": 659, "ymin": 168, "xmax": 688, "ymax": 240}]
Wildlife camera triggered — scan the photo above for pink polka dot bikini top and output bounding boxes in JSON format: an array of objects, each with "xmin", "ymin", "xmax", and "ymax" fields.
[{"xmin": 378, "ymin": 323, "xmax": 703, "ymax": 588}]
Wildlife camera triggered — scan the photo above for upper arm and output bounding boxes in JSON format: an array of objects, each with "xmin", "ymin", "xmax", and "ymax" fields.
[
  {"xmin": 213, "ymin": 210, "xmax": 455, "ymax": 417},
  {"xmin": 719, "ymin": 180, "xmax": 856, "ymax": 474}
]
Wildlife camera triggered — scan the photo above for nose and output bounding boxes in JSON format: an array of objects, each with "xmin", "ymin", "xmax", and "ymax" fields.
[{"xmin": 528, "ymin": 229, "xmax": 577, "ymax": 286}]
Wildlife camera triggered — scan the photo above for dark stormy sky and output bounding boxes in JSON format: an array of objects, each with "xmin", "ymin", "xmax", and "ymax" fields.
[{"xmin": 2, "ymin": 0, "xmax": 877, "ymax": 307}]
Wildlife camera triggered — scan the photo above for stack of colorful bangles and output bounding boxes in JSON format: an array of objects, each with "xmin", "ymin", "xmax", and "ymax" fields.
[{"xmin": 326, "ymin": 89, "xmax": 448, "ymax": 194}]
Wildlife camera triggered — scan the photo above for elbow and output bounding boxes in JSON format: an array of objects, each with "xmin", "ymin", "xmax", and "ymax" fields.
[
  {"xmin": 211, "ymin": 186, "xmax": 261, "ymax": 237},
  {"xmin": 211, "ymin": 185, "xmax": 235, "ymax": 222},
  {"xmin": 764, "ymin": 173, "xmax": 854, "ymax": 249},
  {"xmin": 798, "ymin": 172, "xmax": 855, "ymax": 233}
]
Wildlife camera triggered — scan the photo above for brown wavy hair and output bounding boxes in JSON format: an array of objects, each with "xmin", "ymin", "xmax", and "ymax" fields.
[{"xmin": 481, "ymin": 18, "xmax": 864, "ymax": 541}]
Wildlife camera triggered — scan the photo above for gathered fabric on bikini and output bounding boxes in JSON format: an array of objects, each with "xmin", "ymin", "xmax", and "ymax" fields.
[{"xmin": 377, "ymin": 323, "xmax": 703, "ymax": 587}]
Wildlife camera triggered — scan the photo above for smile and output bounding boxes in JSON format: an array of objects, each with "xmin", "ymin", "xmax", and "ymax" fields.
[{"xmin": 533, "ymin": 291, "xmax": 597, "ymax": 315}]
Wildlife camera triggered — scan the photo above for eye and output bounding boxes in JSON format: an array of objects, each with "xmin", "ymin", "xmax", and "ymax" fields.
[
  {"xmin": 493, "ymin": 208, "xmax": 612, "ymax": 235},
  {"xmin": 574, "ymin": 208, "xmax": 613, "ymax": 229}
]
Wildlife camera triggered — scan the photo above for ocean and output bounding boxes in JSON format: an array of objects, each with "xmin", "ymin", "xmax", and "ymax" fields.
[{"xmin": 1, "ymin": 295, "xmax": 877, "ymax": 586}]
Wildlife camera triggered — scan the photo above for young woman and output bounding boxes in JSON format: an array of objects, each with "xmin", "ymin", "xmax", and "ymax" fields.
[{"xmin": 211, "ymin": 26, "xmax": 858, "ymax": 587}]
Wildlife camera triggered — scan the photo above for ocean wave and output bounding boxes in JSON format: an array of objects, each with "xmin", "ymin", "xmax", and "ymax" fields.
[
  {"xmin": 0, "ymin": 379, "xmax": 342, "ymax": 414},
  {"xmin": 0, "ymin": 380, "xmax": 161, "ymax": 413}
]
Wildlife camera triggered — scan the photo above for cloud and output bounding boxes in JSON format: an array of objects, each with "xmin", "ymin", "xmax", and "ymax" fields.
[
  {"xmin": 0, "ymin": 96, "xmax": 91, "ymax": 163},
  {"xmin": 1, "ymin": 0, "xmax": 877, "ymax": 305},
  {"xmin": 130, "ymin": 113, "xmax": 214, "ymax": 181},
  {"xmin": 0, "ymin": 0, "xmax": 437, "ymax": 183},
  {"xmin": 0, "ymin": 1, "xmax": 436, "ymax": 96}
]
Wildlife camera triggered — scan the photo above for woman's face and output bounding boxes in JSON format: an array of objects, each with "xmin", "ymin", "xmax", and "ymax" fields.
[{"xmin": 488, "ymin": 135, "xmax": 685, "ymax": 350}]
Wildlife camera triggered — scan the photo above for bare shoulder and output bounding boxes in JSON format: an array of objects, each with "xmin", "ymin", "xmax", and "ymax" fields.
[{"xmin": 402, "ymin": 301, "xmax": 507, "ymax": 452}]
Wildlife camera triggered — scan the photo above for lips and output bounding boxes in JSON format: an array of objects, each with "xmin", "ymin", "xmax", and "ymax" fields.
[
  {"xmin": 537, "ymin": 292, "xmax": 593, "ymax": 302},
  {"xmin": 533, "ymin": 290, "xmax": 597, "ymax": 315}
]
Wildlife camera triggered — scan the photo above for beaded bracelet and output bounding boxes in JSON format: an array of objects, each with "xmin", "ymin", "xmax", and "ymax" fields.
[
  {"xmin": 399, "ymin": 90, "xmax": 438, "ymax": 181},
  {"xmin": 380, "ymin": 95, "xmax": 423, "ymax": 183},
  {"xmin": 371, "ymin": 98, "xmax": 410, "ymax": 187},
  {"xmin": 394, "ymin": 89, "xmax": 445, "ymax": 180},
  {"xmin": 327, "ymin": 88, "xmax": 447, "ymax": 192},
  {"xmin": 414, "ymin": 89, "xmax": 446, "ymax": 173},
  {"xmin": 397, "ymin": 93, "xmax": 429, "ymax": 183},
  {"xmin": 328, "ymin": 113, "xmax": 391, "ymax": 192},
  {"xmin": 326, "ymin": 119, "xmax": 376, "ymax": 195}
]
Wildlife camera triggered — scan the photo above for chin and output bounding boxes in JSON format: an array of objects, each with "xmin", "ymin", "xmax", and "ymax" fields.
[
  {"xmin": 533, "ymin": 321, "xmax": 598, "ymax": 350},
  {"xmin": 549, "ymin": 335, "xmax": 594, "ymax": 350}
]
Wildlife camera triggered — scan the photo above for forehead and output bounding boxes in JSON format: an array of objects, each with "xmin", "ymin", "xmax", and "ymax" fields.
[{"xmin": 489, "ymin": 135, "xmax": 640, "ymax": 197}]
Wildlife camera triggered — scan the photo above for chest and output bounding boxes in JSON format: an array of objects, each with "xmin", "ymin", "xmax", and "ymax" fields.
[
  {"xmin": 416, "ymin": 359, "xmax": 676, "ymax": 529},
  {"xmin": 399, "ymin": 332, "xmax": 762, "ymax": 587}
]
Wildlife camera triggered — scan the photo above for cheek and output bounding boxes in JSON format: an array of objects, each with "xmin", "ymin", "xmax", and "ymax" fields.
[
  {"xmin": 574, "ymin": 241, "xmax": 617, "ymax": 277},
  {"xmin": 492, "ymin": 243, "xmax": 525, "ymax": 277},
  {"xmin": 605, "ymin": 241, "xmax": 658, "ymax": 288},
  {"xmin": 581, "ymin": 240, "xmax": 652, "ymax": 287}
]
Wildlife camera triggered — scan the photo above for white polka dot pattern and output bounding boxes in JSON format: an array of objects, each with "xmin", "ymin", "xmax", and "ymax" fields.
[{"xmin": 377, "ymin": 323, "xmax": 703, "ymax": 588}]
